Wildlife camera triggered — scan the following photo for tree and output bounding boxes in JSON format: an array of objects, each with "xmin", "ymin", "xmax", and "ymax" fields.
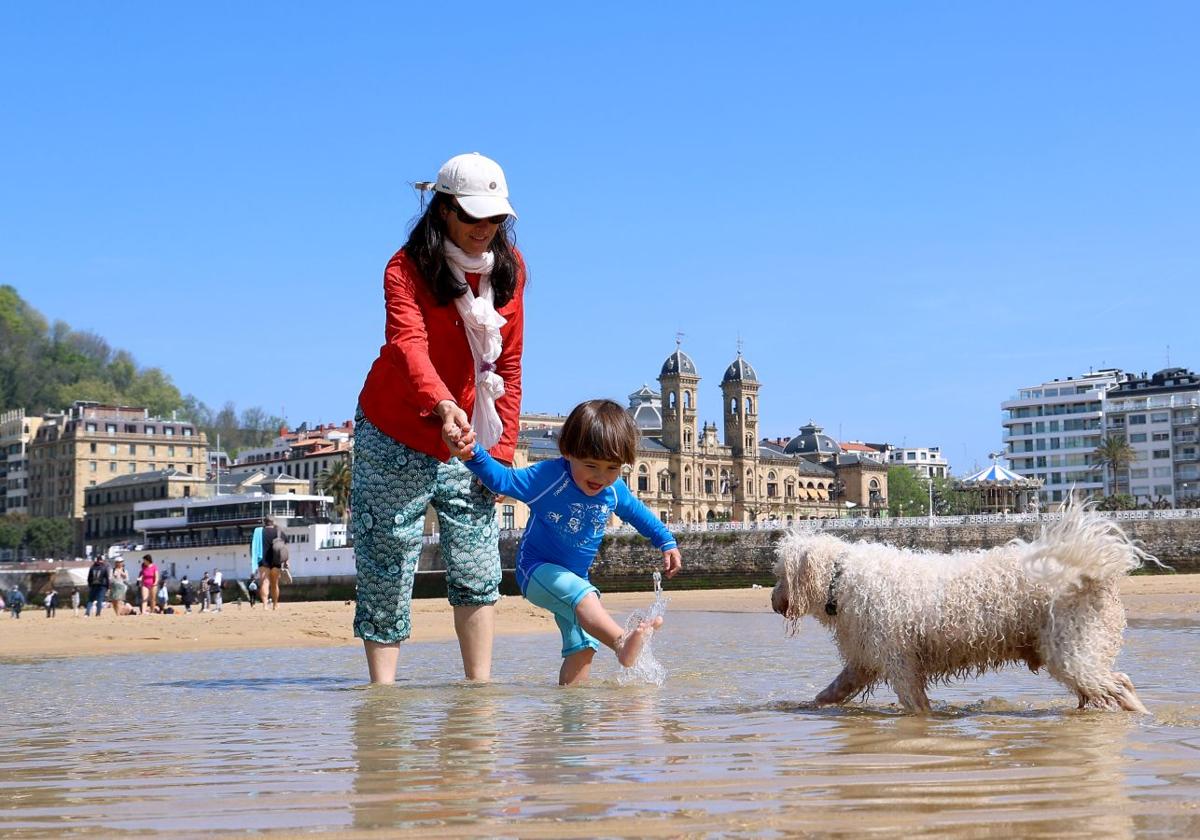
[
  {"xmin": 0, "ymin": 514, "xmax": 29, "ymax": 553},
  {"xmin": 318, "ymin": 460, "xmax": 352, "ymax": 521},
  {"xmin": 1093, "ymin": 435, "xmax": 1136, "ymax": 496},
  {"xmin": 1096, "ymin": 493, "xmax": 1137, "ymax": 511},
  {"xmin": 930, "ymin": 475, "xmax": 973, "ymax": 516},
  {"xmin": 24, "ymin": 517, "xmax": 74, "ymax": 559},
  {"xmin": 886, "ymin": 467, "xmax": 929, "ymax": 517}
]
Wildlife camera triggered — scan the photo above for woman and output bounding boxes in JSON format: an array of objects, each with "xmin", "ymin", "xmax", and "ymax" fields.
[
  {"xmin": 109, "ymin": 559, "xmax": 130, "ymax": 615},
  {"xmin": 259, "ymin": 516, "xmax": 287, "ymax": 609},
  {"xmin": 353, "ymin": 152, "xmax": 526, "ymax": 684},
  {"xmin": 139, "ymin": 554, "xmax": 159, "ymax": 616}
]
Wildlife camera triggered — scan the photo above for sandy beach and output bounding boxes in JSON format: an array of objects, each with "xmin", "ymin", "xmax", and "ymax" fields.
[{"xmin": 1, "ymin": 574, "xmax": 1196, "ymax": 662}]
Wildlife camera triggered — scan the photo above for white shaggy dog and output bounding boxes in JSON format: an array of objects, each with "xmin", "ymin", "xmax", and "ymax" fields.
[{"xmin": 771, "ymin": 505, "xmax": 1159, "ymax": 713}]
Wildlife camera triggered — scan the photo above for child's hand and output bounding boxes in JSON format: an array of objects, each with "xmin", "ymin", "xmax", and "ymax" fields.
[
  {"xmin": 436, "ymin": 400, "xmax": 473, "ymax": 455},
  {"xmin": 448, "ymin": 433, "xmax": 476, "ymax": 460},
  {"xmin": 661, "ymin": 548, "xmax": 682, "ymax": 578}
]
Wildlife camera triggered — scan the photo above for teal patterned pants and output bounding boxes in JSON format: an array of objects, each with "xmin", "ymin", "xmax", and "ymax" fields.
[{"xmin": 352, "ymin": 411, "xmax": 501, "ymax": 644}]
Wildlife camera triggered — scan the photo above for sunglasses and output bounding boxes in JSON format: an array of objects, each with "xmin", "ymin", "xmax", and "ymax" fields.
[{"xmin": 448, "ymin": 201, "xmax": 507, "ymax": 226}]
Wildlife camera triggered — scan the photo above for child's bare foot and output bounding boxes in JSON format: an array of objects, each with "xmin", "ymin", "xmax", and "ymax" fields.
[{"xmin": 616, "ymin": 616, "xmax": 663, "ymax": 667}]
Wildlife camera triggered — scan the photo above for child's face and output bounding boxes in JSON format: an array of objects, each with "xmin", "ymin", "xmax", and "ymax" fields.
[{"xmin": 565, "ymin": 456, "xmax": 623, "ymax": 496}]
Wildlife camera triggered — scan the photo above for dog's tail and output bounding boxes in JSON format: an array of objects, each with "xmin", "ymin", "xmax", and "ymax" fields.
[{"xmin": 1021, "ymin": 499, "xmax": 1167, "ymax": 594}]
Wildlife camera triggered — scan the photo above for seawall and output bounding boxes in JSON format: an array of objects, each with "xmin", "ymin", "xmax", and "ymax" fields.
[{"xmin": 9, "ymin": 515, "xmax": 1197, "ymax": 603}]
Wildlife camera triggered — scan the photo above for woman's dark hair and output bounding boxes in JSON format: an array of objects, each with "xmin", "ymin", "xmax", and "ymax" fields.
[
  {"xmin": 403, "ymin": 191, "xmax": 520, "ymax": 308},
  {"xmin": 558, "ymin": 399, "xmax": 640, "ymax": 465}
]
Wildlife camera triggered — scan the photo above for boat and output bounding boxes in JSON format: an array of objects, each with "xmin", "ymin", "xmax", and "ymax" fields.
[{"xmin": 129, "ymin": 491, "xmax": 355, "ymax": 584}]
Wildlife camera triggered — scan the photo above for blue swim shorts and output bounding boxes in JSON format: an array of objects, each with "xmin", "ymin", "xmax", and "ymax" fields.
[{"xmin": 523, "ymin": 563, "xmax": 600, "ymax": 658}]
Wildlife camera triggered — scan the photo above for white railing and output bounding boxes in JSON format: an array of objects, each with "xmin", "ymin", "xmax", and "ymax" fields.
[{"xmin": 413, "ymin": 508, "xmax": 1200, "ymax": 545}]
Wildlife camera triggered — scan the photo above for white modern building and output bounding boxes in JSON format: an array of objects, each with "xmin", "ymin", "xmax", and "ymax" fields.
[
  {"xmin": 1103, "ymin": 368, "xmax": 1200, "ymax": 506},
  {"xmin": 887, "ymin": 446, "xmax": 950, "ymax": 479},
  {"xmin": 1001, "ymin": 369, "xmax": 1122, "ymax": 505}
]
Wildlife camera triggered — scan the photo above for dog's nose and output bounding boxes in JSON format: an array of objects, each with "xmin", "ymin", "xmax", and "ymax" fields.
[{"xmin": 771, "ymin": 585, "xmax": 788, "ymax": 615}]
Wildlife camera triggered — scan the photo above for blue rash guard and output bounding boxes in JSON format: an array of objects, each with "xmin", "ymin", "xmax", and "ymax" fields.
[{"xmin": 463, "ymin": 448, "xmax": 677, "ymax": 593}]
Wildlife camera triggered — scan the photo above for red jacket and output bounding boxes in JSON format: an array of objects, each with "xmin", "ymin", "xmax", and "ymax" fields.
[{"xmin": 358, "ymin": 247, "xmax": 525, "ymax": 463}]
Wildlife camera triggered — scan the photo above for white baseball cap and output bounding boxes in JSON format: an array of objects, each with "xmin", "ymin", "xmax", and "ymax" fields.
[{"xmin": 431, "ymin": 152, "xmax": 517, "ymax": 219}]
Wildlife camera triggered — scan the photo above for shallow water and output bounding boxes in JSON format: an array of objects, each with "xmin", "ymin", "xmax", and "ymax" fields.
[{"xmin": 2, "ymin": 610, "xmax": 1199, "ymax": 838}]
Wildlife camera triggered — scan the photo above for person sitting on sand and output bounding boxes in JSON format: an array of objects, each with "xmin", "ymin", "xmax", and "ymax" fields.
[{"xmin": 453, "ymin": 398, "xmax": 682, "ymax": 686}]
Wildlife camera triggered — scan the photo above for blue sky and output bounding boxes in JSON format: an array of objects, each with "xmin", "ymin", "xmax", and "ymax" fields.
[{"xmin": 3, "ymin": 3, "xmax": 1197, "ymax": 473}]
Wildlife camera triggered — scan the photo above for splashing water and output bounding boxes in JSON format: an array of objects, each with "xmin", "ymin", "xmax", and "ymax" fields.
[{"xmin": 618, "ymin": 571, "xmax": 670, "ymax": 686}]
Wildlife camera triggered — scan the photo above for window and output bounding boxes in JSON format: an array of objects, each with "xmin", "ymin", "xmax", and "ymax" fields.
[
  {"xmin": 86, "ymin": 423, "xmax": 97, "ymax": 433},
  {"xmin": 168, "ymin": 445, "xmax": 175, "ymax": 457},
  {"xmin": 89, "ymin": 461, "xmax": 97, "ymax": 472},
  {"xmin": 128, "ymin": 443, "xmax": 136, "ymax": 455},
  {"xmin": 1130, "ymin": 468, "xmax": 1149, "ymax": 479},
  {"xmin": 1152, "ymin": 432, "xmax": 1170, "ymax": 442},
  {"xmin": 186, "ymin": 447, "xmax": 193, "ymax": 457},
  {"xmin": 183, "ymin": 428, "xmax": 193, "ymax": 437},
  {"xmin": 1129, "ymin": 415, "xmax": 1147, "ymax": 425},
  {"xmin": 907, "ymin": 452, "xmax": 916, "ymax": 460},
  {"xmin": 109, "ymin": 462, "xmax": 117, "ymax": 472},
  {"xmin": 148, "ymin": 445, "xmax": 156, "ymax": 456},
  {"xmin": 164, "ymin": 426, "xmax": 175, "ymax": 436},
  {"xmin": 1129, "ymin": 433, "xmax": 1147, "ymax": 443},
  {"xmin": 109, "ymin": 443, "xmax": 118, "ymax": 455},
  {"xmin": 145, "ymin": 426, "xmax": 155, "ymax": 435},
  {"xmin": 128, "ymin": 464, "xmax": 136, "ymax": 474},
  {"xmin": 502, "ymin": 505, "xmax": 514, "ymax": 530},
  {"xmin": 1152, "ymin": 467, "xmax": 1172, "ymax": 478},
  {"xmin": 1153, "ymin": 450, "xmax": 1170, "ymax": 459},
  {"xmin": 1154, "ymin": 485, "xmax": 1172, "ymax": 496},
  {"xmin": 106, "ymin": 424, "xmax": 116, "ymax": 435},
  {"xmin": 1151, "ymin": 412, "xmax": 1169, "ymax": 423},
  {"xmin": 89, "ymin": 442, "xmax": 97, "ymax": 453}
]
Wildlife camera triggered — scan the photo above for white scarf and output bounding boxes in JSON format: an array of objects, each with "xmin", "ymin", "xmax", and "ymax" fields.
[{"xmin": 444, "ymin": 240, "xmax": 507, "ymax": 450}]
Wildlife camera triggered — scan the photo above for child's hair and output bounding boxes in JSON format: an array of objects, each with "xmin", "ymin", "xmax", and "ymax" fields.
[{"xmin": 558, "ymin": 399, "xmax": 639, "ymax": 465}]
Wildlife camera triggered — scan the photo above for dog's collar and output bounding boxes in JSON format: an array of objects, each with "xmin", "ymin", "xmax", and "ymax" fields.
[{"xmin": 825, "ymin": 561, "xmax": 843, "ymax": 616}]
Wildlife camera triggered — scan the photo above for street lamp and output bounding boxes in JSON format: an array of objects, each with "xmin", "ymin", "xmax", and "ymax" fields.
[{"xmin": 927, "ymin": 477, "xmax": 934, "ymax": 524}]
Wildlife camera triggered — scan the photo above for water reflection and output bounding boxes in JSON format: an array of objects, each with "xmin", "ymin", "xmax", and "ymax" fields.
[{"xmin": 1, "ymin": 612, "xmax": 1199, "ymax": 837}]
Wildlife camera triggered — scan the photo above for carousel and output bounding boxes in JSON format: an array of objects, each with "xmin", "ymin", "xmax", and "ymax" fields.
[{"xmin": 954, "ymin": 457, "xmax": 1043, "ymax": 514}]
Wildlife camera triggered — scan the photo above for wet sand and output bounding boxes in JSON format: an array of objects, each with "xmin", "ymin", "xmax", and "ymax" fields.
[{"xmin": 1, "ymin": 574, "xmax": 1197, "ymax": 661}]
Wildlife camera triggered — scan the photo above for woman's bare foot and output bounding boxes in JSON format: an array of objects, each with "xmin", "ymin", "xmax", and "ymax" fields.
[{"xmin": 615, "ymin": 616, "xmax": 663, "ymax": 667}]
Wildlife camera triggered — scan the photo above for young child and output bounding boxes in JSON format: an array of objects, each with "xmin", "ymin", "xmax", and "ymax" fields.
[{"xmin": 452, "ymin": 398, "xmax": 682, "ymax": 686}]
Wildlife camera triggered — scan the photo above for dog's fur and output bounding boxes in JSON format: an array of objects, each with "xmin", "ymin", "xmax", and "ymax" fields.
[{"xmin": 771, "ymin": 504, "xmax": 1160, "ymax": 713}]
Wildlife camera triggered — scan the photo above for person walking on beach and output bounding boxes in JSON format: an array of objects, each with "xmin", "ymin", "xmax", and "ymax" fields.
[
  {"xmin": 109, "ymin": 559, "xmax": 130, "ymax": 615},
  {"xmin": 44, "ymin": 590, "xmax": 59, "ymax": 618},
  {"xmin": 138, "ymin": 554, "xmax": 159, "ymax": 616},
  {"xmin": 9, "ymin": 586, "xmax": 25, "ymax": 618},
  {"xmin": 210, "ymin": 568, "xmax": 223, "ymax": 612},
  {"xmin": 352, "ymin": 152, "xmax": 527, "ymax": 684},
  {"xmin": 199, "ymin": 571, "xmax": 211, "ymax": 612},
  {"xmin": 456, "ymin": 399, "xmax": 683, "ymax": 686},
  {"xmin": 259, "ymin": 517, "xmax": 287, "ymax": 609},
  {"xmin": 179, "ymin": 575, "xmax": 194, "ymax": 612},
  {"xmin": 86, "ymin": 556, "xmax": 110, "ymax": 617}
]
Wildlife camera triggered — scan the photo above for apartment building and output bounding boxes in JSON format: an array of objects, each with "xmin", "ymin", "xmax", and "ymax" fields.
[
  {"xmin": 887, "ymin": 446, "xmax": 950, "ymax": 479},
  {"xmin": 0, "ymin": 408, "xmax": 44, "ymax": 516},
  {"xmin": 1001, "ymin": 370, "xmax": 1121, "ymax": 504},
  {"xmin": 1103, "ymin": 368, "xmax": 1200, "ymax": 505},
  {"xmin": 28, "ymin": 401, "xmax": 208, "ymax": 551},
  {"xmin": 228, "ymin": 421, "xmax": 353, "ymax": 493}
]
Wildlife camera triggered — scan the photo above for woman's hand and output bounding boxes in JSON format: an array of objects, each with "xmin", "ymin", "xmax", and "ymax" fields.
[
  {"xmin": 661, "ymin": 548, "xmax": 682, "ymax": 578},
  {"xmin": 435, "ymin": 400, "xmax": 473, "ymax": 455}
]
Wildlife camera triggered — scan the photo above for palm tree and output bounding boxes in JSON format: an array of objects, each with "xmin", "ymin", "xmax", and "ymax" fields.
[
  {"xmin": 318, "ymin": 459, "xmax": 352, "ymax": 522},
  {"xmin": 1092, "ymin": 435, "xmax": 1136, "ymax": 497}
]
